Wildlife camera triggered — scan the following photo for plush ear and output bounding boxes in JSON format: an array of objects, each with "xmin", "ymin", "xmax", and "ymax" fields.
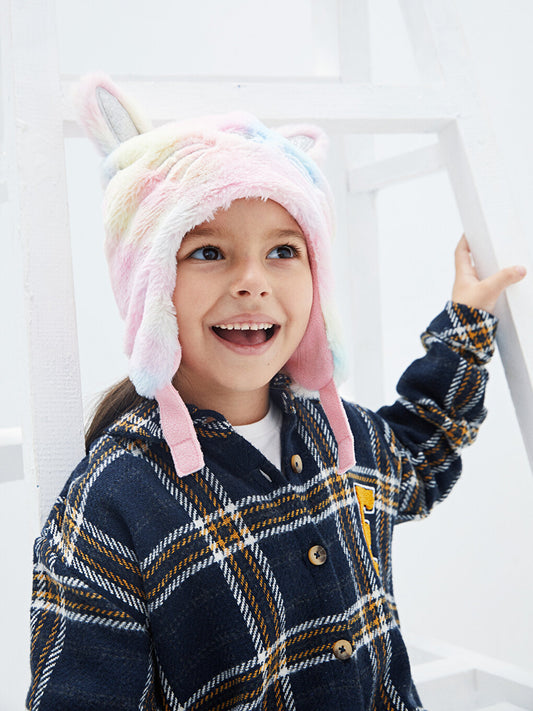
[
  {"xmin": 74, "ymin": 73, "xmax": 152, "ymax": 156},
  {"xmin": 276, "ymin": 124, "xmax": 329, "ymax": 165}
]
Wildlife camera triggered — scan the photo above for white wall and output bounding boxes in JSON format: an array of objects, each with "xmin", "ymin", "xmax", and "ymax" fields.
[{"xmin": 2, "ymin": 0, "xmax": 532, "ymax": 707}]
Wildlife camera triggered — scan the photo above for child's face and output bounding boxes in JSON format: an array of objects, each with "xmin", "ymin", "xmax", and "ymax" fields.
[{"xmin": 172, "ymin": 198, "xmax": 313, "ymax": 422}]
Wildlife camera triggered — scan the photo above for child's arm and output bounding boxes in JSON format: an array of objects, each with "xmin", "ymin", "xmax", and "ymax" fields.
[{"xmin": 372, "ymin": 237, "xmax": 526, "ymax": 521}]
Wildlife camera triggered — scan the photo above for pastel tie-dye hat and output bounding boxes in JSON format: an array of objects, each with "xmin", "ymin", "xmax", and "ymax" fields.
[{"xmin": 76, "ymin": 74, "xmax": 355, "ymax": 477}]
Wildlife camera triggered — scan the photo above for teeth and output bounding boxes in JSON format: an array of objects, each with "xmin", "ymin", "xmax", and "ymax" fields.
[{"xmin": 215, "ymin": 323, "xmax": 274, "ymax": 331}]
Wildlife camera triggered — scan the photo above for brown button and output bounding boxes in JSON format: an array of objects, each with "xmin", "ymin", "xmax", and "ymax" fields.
[
  {"xmin": 290, "ymin": 454, "xmax": 303, "ymax": 473},
  {"xmin": 332, "ymin": 639, "xmax": 353, "ymax": 661},
  {"xmin": 308, "ymin": 545, "xmax": 327, "ymax": 566}
]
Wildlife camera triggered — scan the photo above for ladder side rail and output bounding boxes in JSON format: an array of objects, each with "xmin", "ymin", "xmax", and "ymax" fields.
[
  {"xmin": 398, "ymin": 0, "xmax": 445, "ymax": 84},
  {"xmin": 0, "ymin": 93, "xmax": 9, "ymax": 205},
  {"xmin": 5, "ymin": 0, "xmax": 85, "ymax": 524},
  {"xmin": 439, "ymin": 121, "xmax": 533, "ymax": 473},
  {"xmin": 0, "ymin": 20, "xmax": 23, "ymax": 485},
  {"xmin": 0, "ymin": 36, "xmax": 7, "ymax": 204},
  {"xmin": 337, "ymin": 0, "xmax": 371, "ymax": 81},
  {"xmin": 310, "ymin": 0, "xmax": 339, "ymax": 77},
  {"xmin": 334, "ymin": 0, "xmax": 385, "ymax": 408},
  {"xmin": 417, "ymin": 0, "xmax": 533, "ymax": 473}
]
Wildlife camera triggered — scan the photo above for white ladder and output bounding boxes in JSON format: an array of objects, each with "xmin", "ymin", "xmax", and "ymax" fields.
[
  {"xmin": 2, "ymin": 1, "xmax": 533, "ymax": 707},
  {"xmin": 2, "ymin": 0, "xmax": 532, "ymax": 526},
  {"xmin": 409, "ymin": 637, "xmax": 533, "ymax": 710}
]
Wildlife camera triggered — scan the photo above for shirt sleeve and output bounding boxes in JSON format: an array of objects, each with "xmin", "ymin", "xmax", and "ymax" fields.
[
  {"xmin": 375, "ymin": 300, "xmax": 498, "ymax": 522},
  {"xmin": 26, "ymin": 456, "xmax": 156, "ymax": 710}
]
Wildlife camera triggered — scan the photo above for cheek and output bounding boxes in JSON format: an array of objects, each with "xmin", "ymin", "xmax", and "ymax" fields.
[
  {"xmin": 290, "ymin": 269, "xmax": 314, "ymax": 337},
  {"xmin": 171, "ymin": 280, "xmax": 184, "ymax": 327},
  {"xmin": 301, "ymin": 268, "xmax": 314, "ymax": 316},
  {"xmin": 172, "ymin": 270, "xmax": 211, "ymax": 327},
  {"xmin": 172, "ymin": 281, "xmax": 199, "ymax": 338}
]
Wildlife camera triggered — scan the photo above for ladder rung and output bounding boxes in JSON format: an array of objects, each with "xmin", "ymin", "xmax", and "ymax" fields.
[
  {"xmin": 61, "ymin": 78, "xmax": 456, "ymax": 135},
  {"xmin": 0, "ymin": 428, "xmax": 23, "ymax": 484},
  {"xmin": 0, "ymin": 445, "xmax": 23, "ymax": 484},
  {"xmin": 0, "ymin": 427, "xmax": 22, "ymax": 446},
  {"xmin": 348, "ymin": 142, "xmax": 443, "ymax": 193}
]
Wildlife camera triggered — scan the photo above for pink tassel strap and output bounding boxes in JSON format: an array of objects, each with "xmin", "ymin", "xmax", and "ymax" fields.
[
  {"xmin": 156, "ymin": 384, "xmax": 205, "ymax": 478},
  {"xmin": 319, "ymin": 380, "xmax": 356, "ymax": 474}
]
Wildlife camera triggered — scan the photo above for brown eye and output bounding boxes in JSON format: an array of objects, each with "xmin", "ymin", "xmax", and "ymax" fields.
[
  {"xmin": 190, "ymin": 246, "xmax": 222, "ymax": 260},
  {"xmin": 268, "ymin": 245, "xmax": 297, "ymax": 259}
]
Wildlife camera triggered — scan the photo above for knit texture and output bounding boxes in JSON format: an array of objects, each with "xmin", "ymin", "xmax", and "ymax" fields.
[{"xmin": 27, "ymin": 303, "xmax": 496, "ymax": 710}]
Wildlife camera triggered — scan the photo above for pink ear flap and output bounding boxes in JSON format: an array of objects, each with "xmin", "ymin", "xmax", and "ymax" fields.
[
  {"xmin": 73, "ymin": 73, "xmax": 152, "ymax": 156},
  {"xmin": 276, "ymin": 124, "xmax": 329, "ymax": 165}
]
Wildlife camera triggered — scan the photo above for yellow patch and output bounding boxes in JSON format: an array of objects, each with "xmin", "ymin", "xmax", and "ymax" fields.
[{"xmin": 355, "ymin": 484, "xmax": 379, "ymax": 575}]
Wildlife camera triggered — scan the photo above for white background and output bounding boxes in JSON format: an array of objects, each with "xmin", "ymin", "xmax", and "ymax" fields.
[{"xmin": 2, "ymin": 0, "xmax": 533, "ymax": 708}]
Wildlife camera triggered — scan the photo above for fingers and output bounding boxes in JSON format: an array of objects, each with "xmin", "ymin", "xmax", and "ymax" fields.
[
  {"xmin": 483, "ymin": 264, "xmax": 527, "ymax": 296},
  {"xmin": 454, "ymin": 235, "xmax": 478, "ymax": 279},
  {"xmin": 473, "ymin": 265, "xmax": 527, "ymax": 313},
  {"xmin": 452, "ymin": 234, "xmax": 527, "ymax": 313}
]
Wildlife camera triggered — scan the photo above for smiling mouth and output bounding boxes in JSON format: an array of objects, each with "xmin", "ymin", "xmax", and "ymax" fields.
[{"xmin": 211, "ymin": 323, "xmax": 279, "ymax": 346}]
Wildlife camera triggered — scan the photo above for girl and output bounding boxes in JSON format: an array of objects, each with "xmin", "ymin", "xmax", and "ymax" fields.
[{"xmin": 27, "ymin": 74, "xmax": 525, "ymax": 710}]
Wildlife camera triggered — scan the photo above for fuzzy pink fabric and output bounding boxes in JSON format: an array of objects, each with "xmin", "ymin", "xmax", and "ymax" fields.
[{"xmin": 76, "ymin": 75, "xmax": 355, "ymax": 477}]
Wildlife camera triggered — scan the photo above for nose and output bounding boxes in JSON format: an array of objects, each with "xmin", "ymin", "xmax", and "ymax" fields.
[{"xmin": 229, "ymin": 257, "xmax": 271, "ymax": 298}]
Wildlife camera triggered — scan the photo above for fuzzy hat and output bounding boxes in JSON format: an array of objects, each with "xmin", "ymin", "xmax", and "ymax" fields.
[{"xmin": 76, "ymin": 74, "xmax": 355, "ymax": 477}]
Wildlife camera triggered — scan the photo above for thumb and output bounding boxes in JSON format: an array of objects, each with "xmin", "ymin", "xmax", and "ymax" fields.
[{"xmin": 480, "ymin": 265, "xmax": 527, "ymax": 311}]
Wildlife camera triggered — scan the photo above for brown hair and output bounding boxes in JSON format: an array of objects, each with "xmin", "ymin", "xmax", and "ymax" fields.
[{"xmin": 85, "ymin": 377, "xmax": 148, "ymax": 452}]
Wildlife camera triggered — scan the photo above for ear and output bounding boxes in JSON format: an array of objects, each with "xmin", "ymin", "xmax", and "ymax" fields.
[
  {"xmin": 276, "ymin": 124, "xmax": 329, "ymax": 165},
  {"xmin": 73, "ymin": 73, "xmax": 152, "ymax": 156}
]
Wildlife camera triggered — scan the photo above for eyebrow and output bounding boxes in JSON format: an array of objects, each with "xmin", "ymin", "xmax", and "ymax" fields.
[
  {"xmin": 270, "ymin": 229, "xmax": 306, "ymax": 242},
  {"xmin": 185, "ymin": 227, "xmax": 215, "ymax": 237},
  {"xmin": 181, "ymin": 227, "xmax": 216, "ymax": 242},
  {"xmin": 183, "ymin": 227, "xmax": 306, "ymax": 241}
]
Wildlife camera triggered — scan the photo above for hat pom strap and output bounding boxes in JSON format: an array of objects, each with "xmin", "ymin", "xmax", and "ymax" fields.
[
  {"xmin": 319, "ymin": 380, "xmax": 355, "ymax": 474},
  {"xmin": 156, "ymin": 383, "xmax": 205, "ymax": 478}
]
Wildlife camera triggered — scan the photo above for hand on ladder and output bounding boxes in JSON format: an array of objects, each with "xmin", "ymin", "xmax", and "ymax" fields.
[{"xmin": 452, "ymin": 235, "xmax": 527, "ymax": 314}]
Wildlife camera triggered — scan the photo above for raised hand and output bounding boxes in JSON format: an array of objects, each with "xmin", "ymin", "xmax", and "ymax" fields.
[{"xmin": 452, "ymin": 235, "xmax": 527, "ymax": 314}]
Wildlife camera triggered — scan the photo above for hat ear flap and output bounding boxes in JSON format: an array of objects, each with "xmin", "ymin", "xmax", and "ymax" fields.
[
  {"xmin": 74, "ymin": 73, "xmax": 152, "ymax": 156},
  {"xmin": 276, "ymin": 124, "xmax": 329, "ymax": 165}
]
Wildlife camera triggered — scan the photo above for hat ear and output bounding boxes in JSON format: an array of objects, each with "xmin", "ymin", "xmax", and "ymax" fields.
[
  {"xmin": 276, "ymin": 124, "xmax": 329, "ymax": 165},
  {"xmin": 74, "ymin": 73, "xmax": 152, "ymax": 156}
]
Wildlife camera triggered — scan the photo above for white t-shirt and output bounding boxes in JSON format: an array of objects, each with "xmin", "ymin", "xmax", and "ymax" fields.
[{"xmin": 233, "ymin": 402, "xmax": 282, "ymax": 474}]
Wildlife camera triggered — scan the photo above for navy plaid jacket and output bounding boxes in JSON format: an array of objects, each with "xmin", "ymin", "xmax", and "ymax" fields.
[{"xmin": 27, "ymin": 302, "xmax": 497, "ymax": 710}]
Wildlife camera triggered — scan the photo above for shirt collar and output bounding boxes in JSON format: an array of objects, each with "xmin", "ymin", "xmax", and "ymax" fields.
[{"xmin": 105, "ymin": 373, "xmax": 297, "ymax": 445}]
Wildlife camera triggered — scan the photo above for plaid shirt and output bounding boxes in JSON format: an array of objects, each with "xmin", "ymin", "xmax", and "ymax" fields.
[{"xmin": 27, "ymin": 302, "xmax": 497, "ymax": 711}]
